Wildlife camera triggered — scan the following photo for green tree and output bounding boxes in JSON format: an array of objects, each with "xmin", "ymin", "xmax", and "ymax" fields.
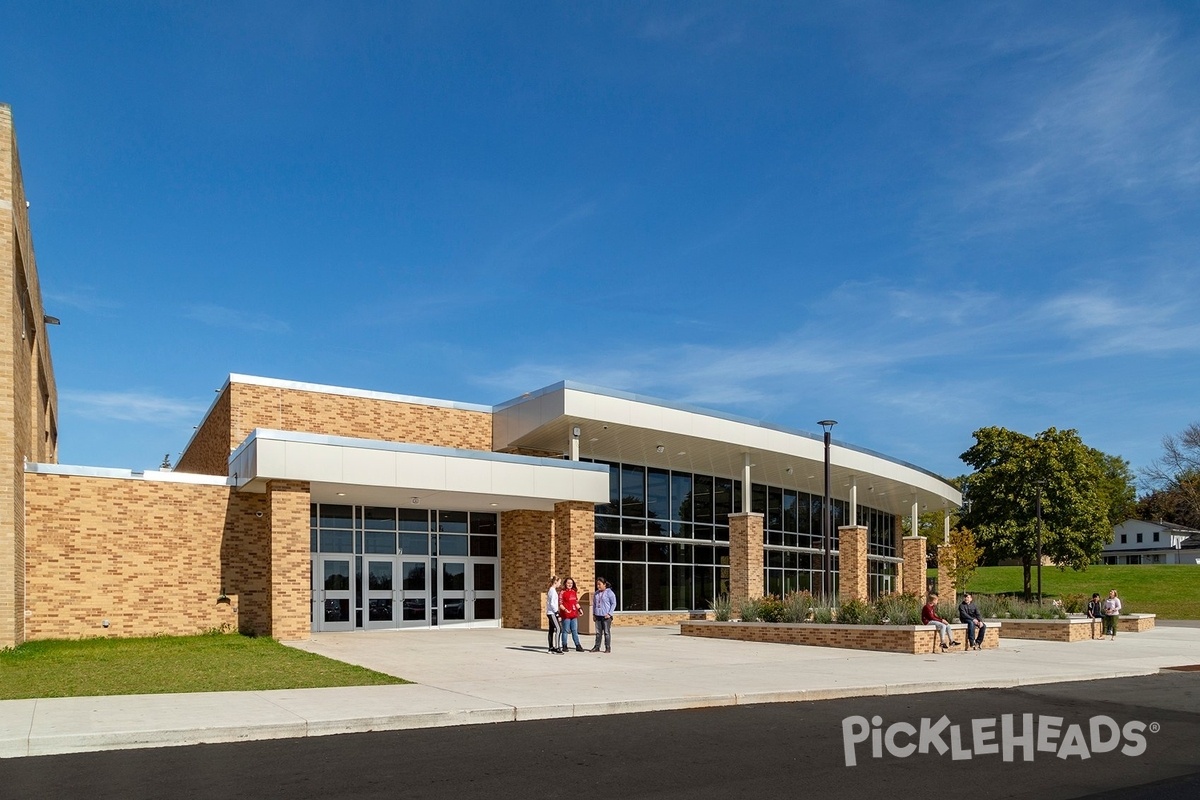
[
  {"xmin": 944, "ymin": 527, "xmax": 983, "ymax": 589},
  {"xmin": 959, "ymin": 427, "xmax": 1125, "ymax": 599}
]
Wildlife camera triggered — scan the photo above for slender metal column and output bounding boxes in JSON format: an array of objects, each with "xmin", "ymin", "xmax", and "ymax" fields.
[{"xmin": 818, "ymin": 421, "xmax": 837, "ymax": 601}]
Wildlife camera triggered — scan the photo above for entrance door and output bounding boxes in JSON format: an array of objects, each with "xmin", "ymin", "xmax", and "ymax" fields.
[
  {"xmin": 438, "ymin": 558, "xmax": 500, "ymax": 628},
  {"xmin": 314, "ymin": 556, "xmax": 354, "ymax": 632},
  {"xmin": 399, "ymin": 558, "xmax": 431, "ymax": 628},
  {"xmin": 363, "ymin": 558, "xmax": 397, "ymax": 629}
]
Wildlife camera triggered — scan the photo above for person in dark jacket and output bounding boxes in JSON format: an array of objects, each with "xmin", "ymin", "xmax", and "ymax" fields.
[
  {"xmin": 1086, "ymin": 593, "xmax": 1103, "ymax": 640},
  {"xmin": 957, "ymin": 593, "xmax": 986, "ymax": 651}
]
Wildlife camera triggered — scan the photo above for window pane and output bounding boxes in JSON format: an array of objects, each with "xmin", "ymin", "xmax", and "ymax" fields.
[
  {"xmin": 695, "ymin": 566, "xmax": 715, "ymax": 610},
  {"xmin": 647, "ymin": 541, "xmax": 670, "ymax": 563},
  {"xmin": 470, "ymin": 535, "xmax": 498, "ymax": 557},
  {"xmin": 767, "ymin": 487, "xmax": 783, "ymax": 531},
  {"xmin": 693, "ymin": 475, "xmax": 713, "ymax": 523},
  {"xmin": 469, "ymin": 512, "xmax": 497, "ymax": 535},
  {"xmin": 398, "ymin": 509, "xmax": 429, "ymax": 532},
  {"xmin": 320, "ymin": 530, "xmax": 353, "ymax": 553},
  {"xmin": 621, "ymin": 465, "xmax": 646, "ymax": 517},
  {"xmin": 647, "ymin": 468, "xmax": 670, "ymax": 523},
  {"xmin": 319, "ymin": 504, "xmax": 353, "ymax": 528},
  {"xmin": 752, "ymin": 483, "xmax": 767, "ymax": 516},
  {"xmin": 620, "ymin": 563, "xmax": 645, "ymax": 611},
  {"xmin": 784, "ymin": 490, "xmax": 798, "ymax": 533},
  {"xmin": 399, "ymin": 533, "xmax": 429, "ymax": 555},
  {"xmin": 438, "ymin": 534, "xmax": 468, "ymax": 556},
  {"xmin": 672, "ymin": 565, "xmax": 693, "ymax": 610},
  {"xmin": 622, "ymin": 540, "xmax": 646, "ymax": 561},
  {"xmin": 442, "ymin": 562, "xmax": 466, "ymax": 591},
  {"xmin": 362, "ymin": 507, "xmax": 396, "ymax": 531},
  {"xmin": 595, "ymin": 538, "xmax": 621, "ymax": 561},
  {"xmin": 714, "ymin": 477, "xmax": 733, "ymax": 526},
  {"xmin": 597, "ymin": 461, "xmax": 620, "ymax": 516},
  {"xmin": 438, "ymin": 511, "xmax": 468, "ymax": 533},
  {"xmin": 368, "ymin": 561, "xmax": 393, "ymax": 590},
  {"xmin": 474, "ymin": 562, "xmax": 496, "ymax": 592},
  {"xmin": 647, "ymin": 563, "xmax": 670, "ymax": 610},
  {"xmin": 671, "ymin": 472, "xmax": 693, "ymax": 521},
  {"xmin": 595, "ymin": 515, "xmax": 620, "ymax": 534},
  {"xmin": 364, "ymin": 532, "xmax": 395, "ymax": 554}
]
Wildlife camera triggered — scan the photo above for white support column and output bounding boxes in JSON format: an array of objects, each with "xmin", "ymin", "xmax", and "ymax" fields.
[
  {"xmin": 944, "ymin": 512, "xmax": 951, "ymax": 545},
  {"xmin": 742, "ymin": 453, "xmax": 752, "ymax": 512},
  {"xmin": 569, "ymin": 425, "xmax": 580, "ymax": 461},
  {"xmin": 911, "ymin": 500, "xmax": 919, "ymax": 540},
  {"xmin": 850, "ymin": 477, "xmax": 858, "ymax": 526}
]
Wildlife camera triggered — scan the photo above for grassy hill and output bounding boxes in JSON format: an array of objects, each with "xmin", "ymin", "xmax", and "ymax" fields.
[{"xmin": 932, "ymin": 565, "xmax": 1199, "ymax": 619}]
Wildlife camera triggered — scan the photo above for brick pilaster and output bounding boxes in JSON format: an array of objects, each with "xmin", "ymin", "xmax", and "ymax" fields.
[
  {"xmin": 729, "ymin": 512, "xmax": 764, "ymax": 604},
  {"xmin": 500, "ymin": 509, "xmax": 554, "ymax": 629},
  {"xmin": 901, "ymin": 536, "xmax": 927, "ymax": 599},
  {"xmin": 267, "ymin": 479, "xmax": 311, "ymax": 640},
  {"xmin": 936, "ymin": 545, "xmax": 957, "ymax": 606},
  {"xmin": 838, "ymin": 525, "xmax": 869, "ymax": 603}
]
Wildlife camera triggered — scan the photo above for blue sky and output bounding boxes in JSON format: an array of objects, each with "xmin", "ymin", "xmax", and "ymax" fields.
[{"xmin": 3, "ymin": 2, "xmax": 1199, "ymax": 483}]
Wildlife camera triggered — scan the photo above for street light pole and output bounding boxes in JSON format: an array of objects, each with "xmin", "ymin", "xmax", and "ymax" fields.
[
  {"xmin": 818, "ymin": 420, "xmax": 837, "ymax": 602},
  {"xmin": 1036, "ymin": 482, "xmax": 1044, "ymax": 606}
]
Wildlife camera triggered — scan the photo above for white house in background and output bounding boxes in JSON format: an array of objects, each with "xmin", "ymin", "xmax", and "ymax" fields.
[{"xmin": 1102, "ymin": 519, "xmax": 1200, "ymax": 565}]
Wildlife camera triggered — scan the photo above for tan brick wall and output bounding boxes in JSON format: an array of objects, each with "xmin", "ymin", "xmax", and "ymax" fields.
[
  {"xmin": 901, "ymin": 536, "xmax": 927, "ymax": 600},
  {"xmin": 936, "ymin": 545, "xmax": 957, "ymax": 605},
  {"xmin": 1117, "ymin": 614, "xmax": 1155, "ymax": 633},
  {"xmin": 987, "ymin": 618, "xmax": 1094, "ymax": 642},
  {"xmin": 500, "ymin": 509, "xmax": 554, "ymax": 629},
  {"xmin": 729, "ymin": 512, "xmax": 764, "ymax": 603},
  {"xmin": 553, "ymin": 500, "xmax": 595, "ymax": 632},
  {"xmin": 1, "ymin": 105, "xmax": 59, "ymax": 648},
  {"xmin": 267, "ymin": 479, "xmax": 311, "ymax": 640},
  {"xmin": 24, "ymin": 472, "xmax": 275, "ymax": 640},
  {"xmin": 681, "ymin": 620, "xmax": 1000, "ymax": 654},
  {"xmin": 838, "ymin": 526, "xmax": 869, "ymax": 603},
  {"xmin": 175, "ymin": 388, "xmax": 231, "ymax": 475}
]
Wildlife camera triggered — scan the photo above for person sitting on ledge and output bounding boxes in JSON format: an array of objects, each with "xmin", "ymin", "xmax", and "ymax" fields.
[
  {"xmin": 922, "ymin": 592, "xmax": 960, "ymax": 652},
  {"xmin": 957, "ymin": 592, "xmax": 987, "ymax": 651}
]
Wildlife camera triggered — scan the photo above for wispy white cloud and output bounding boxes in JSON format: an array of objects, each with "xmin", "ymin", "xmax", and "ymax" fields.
[
  {"xmin": 62, "ymin": 390, "xmax": 207, "ymax": 426},
  {"xmin": 42, "ymin": 289, "xmax": 121, "ymax": 313},
  {"xmin": 185, "ymin": 304, "xmax": 291, "ymax": 334}
]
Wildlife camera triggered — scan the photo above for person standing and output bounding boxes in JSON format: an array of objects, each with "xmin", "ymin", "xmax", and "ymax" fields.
[
  {"xmin": 546, "ymin": 576, "xmax": 563, "ymax": 654},
  {"xmin": 559, "ymin": 577, "xmax": 584, "ymax": 652},
  {"xmin": 1086, "ymin": 592, "xmax": 1103, "ymax": 640},
  {"xmin": 1102, "ymin": 589, "xmax": 1122, "ymax": 641},
  {"xmin": 590, "ymin": 577, "xmax": 616, "ymax": 653},
  {"xmin": 957, "ymin": 592, "xmax": 986, "ymax": 650}
]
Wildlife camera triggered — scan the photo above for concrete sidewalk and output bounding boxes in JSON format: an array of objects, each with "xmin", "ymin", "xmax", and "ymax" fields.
[{"xmin": 3, "ymin": 624, "xmax": 1199, "ymax": 759}]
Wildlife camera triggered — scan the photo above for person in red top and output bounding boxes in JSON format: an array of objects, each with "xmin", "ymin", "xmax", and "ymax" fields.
[
  {"xmin": 559, "ymin": 577, "xmax": 584, "ymax": 652},
  {"xmin": 921, "ymin": 592, "xmax": 960, "ymax": 652}
]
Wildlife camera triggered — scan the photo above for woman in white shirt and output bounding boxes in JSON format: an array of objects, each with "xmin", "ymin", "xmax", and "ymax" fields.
[
  {"xmin": 546, "ymin": 576, "xmax": 564, "ymax": 654},
  {"xmin": 1102, "ymin": 589, "xmax": 1122, "ymax": 640}
]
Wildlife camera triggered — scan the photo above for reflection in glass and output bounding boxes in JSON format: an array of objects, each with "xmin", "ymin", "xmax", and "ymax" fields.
[
  {"xmin": 474, "ymin": 562, "xmax": 496, "ymax": 592},
  {"xmin": 621, "ymin": 563, "xmax": 646, "ymax": 611},
  {"xmin": 399, "ymin": 533, "xmax": 429, "ymax": 555},
  {"xmin": 368, "ymin": 599, "xmax": 393, "ymax": 622},
  {"xmin": 398, "ymin": 509, "xmax": 429, "ymax": 532},
  {"xmin": 402, "ymin": 561, "xmax": 427, "ymax": 591},
  {"xmin": 324, "ymin": 599, "xmax": 350, "ymax": 622},
  {"xmin": 403, "ymin": 597, "xmax": 427, "ymax": 621},
  {"xmin": 364, "ymin": 532, "xmax": 396, "ymax": 554},
  {"xmin": 320, "ymin": 530, "xmax": 353, "ymax": 553},
  {"xmin": 324, "ymin": 560, "xmax": 350, "ymax": 590},
  {"xmin": 368, "ymin": 561, "xmax": 393, "ymax": 591},
  {"xmin": 438, "ymin": 534, "xmax": 468, "ymax": 556},
  {"xmin": 442, "ymin": 562, "xmax": 466, "ymax": 591},
  {"xmin": 438, "ymin": 511, "xmax": 468, "ymax": 533},
  {"xmin": 363, "ymin": 507, "xmax": 396, "ymax": 530},
  {"xmin": 443, "ymin": 599, "xmax": 466, "ymax": 620},
  {"xmin": 319, "ymin": 504, "xmax": 353, "ymax": 528}
]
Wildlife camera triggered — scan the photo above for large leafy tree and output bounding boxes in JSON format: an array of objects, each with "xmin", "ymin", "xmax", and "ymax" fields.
[
  {"xmin": 1139, "ymin": 422, "xmax": 1200, "ymax": 528},
  {"xmin": 959, "ymin": 427, "xmax": 1126, "ymax": 598}
]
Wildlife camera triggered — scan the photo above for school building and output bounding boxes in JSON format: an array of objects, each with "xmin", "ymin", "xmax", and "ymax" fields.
[{"xmin": 1, "ymin": 103, "xmax": 961, "ymax": 648}]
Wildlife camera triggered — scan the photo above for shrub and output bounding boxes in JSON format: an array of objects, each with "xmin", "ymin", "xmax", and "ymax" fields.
[
  {"xmin": 875, "ymin": 592, "xmax": 922, "ymax": 625},
  {"xmin": 812, "ymin": 606, "xmax": 834, "ymax": 624},
  {"xmin": 837, "ymin": 598, "xmax": 880, "ymax": 625},
  {"xmin": 1060, "ymin": 593, "xmax": 1087, "ymax": 614},
  {"xmin": 738, "ymin": 597, "xmax": 762, "ymax": 622},
  {"xmin": 708, "ymin": 594, "xmax": 732, "ymax": 622},
  {"xmin": 782, "ymin": 591, "xmax": 815, "ymax": 623},
  {"xmin": 759, "ymin": 595, "xmax": 786, "ymax": 623}
]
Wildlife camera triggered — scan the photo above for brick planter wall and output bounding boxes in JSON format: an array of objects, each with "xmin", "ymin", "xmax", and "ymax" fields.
[
  {"xmin": 681, "ymin": 620, "xmax": 1001, "ymax": 655},
  {"xmin": 1117, "ymin": 614, "xmax": 1156, "ymax": 633},
  {"xmin": 984, "ymin": 617, "xmax": 1096, "ymax": 642}
]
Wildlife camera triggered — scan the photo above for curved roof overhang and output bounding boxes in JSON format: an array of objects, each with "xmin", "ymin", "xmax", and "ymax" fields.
[{"xmin": 494, "ymin": 382, "xmax": 961, "ymax": 517}]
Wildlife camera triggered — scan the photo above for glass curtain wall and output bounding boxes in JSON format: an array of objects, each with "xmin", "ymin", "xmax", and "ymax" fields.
[{"xmin": 591, "ymin": 461, "xmax": 903, "ymax": 610}]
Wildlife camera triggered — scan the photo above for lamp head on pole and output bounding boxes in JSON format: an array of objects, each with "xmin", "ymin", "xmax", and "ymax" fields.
[{"xmin": 818, "ymin": 420, "xmax": 838, "ymax": 433}]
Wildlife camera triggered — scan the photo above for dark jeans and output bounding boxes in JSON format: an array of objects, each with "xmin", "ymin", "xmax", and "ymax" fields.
[
  {"xmin": 593, "ymin": 615, "xmax": 612, "ymax": 650},
  {"xmin": 965, "ymin": 620, "xmax": 986, "ymax": 647},
  {"xmin": 547, "ymin": 613, "xmax": 561, "ymax": 650}
]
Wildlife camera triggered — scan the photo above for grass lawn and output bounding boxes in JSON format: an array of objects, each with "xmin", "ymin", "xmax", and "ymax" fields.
[
  {"xmin": 933, "ymin": 565, "xmax": 1200, "ymax": 619},
  {"xmin": 0, "ymin": 634, "xmax": 408, "ymax": 700}
]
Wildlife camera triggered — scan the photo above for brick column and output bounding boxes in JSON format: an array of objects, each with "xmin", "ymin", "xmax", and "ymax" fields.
[
  {"xmin": 554, "ymin": 500, "xmax": 595, "ymax": 634},
  {"xmin": 901, "ymin": 536, "xmax": 927, "ymax": 599},
  {"xmin": 266, "ymin": 479, "xmax": 311, "ymax": 641},
  {"xmin": 838, "ymin": 525, "xmax": 869, "ymax": 603},
  {"xmin": 500, "ymin": 509, "xmax": 554, "ymax": 629},
  {"xmin": 729, "ymin": 512, "xmax": 764, "ymax": 605},
  {"xmin": 936, "ymin": 544, "xmax": 957, "ymax": 606}
]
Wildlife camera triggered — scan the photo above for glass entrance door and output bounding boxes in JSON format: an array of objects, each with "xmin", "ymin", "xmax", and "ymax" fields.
[
  {"xmin": 363, "ymin": 558, "xmax": 397, "ymax": 629},
  {"xmin": 314, "ymin": 556, "xmax": 354, "ymax": 632},
  {"xmin": 399, "ymin": 558, "xmax": 431, "ymax": 628},
  {"xmin": 437, "ymin": 558, "xmax": 500, "ymax": 628}
]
